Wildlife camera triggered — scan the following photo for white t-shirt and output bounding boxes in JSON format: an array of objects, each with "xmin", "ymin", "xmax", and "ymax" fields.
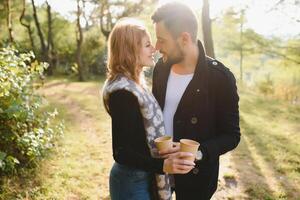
[{"xmin": 163, "ymin": 70, "xmax": 193, "ymax": 137}]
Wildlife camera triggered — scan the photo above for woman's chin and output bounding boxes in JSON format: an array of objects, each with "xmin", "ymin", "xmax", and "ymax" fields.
[{"xmin": 142, "ymin": 61, "xmax": 155, "ymax": 67}]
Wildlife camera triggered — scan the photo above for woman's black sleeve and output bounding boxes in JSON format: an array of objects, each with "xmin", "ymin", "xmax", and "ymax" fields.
[{"xmin": 108, "ymin": 90, "xmax": 164, "ymax": 174}]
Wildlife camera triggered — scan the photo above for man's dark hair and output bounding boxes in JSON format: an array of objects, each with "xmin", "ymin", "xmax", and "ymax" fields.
[{"xmin": 151, "ymin": 2, "xmax": 198, "ymax": 43}]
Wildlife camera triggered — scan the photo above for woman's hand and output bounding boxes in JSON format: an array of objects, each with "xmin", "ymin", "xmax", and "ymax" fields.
[
  {"xmin": 163, "ymin": 152, "xmax": 195, "ymax": 174},
  {"xmin": 159, "ymin": 142, "xmax": 180, "ymax": 158}
]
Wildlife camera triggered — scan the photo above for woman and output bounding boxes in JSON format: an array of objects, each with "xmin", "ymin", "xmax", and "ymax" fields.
[{"xmin": 102, "ymin": 18, "xmax": 195, "ymax": 200}]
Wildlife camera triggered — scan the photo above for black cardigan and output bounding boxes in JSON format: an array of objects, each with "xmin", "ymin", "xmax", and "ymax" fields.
[{"xmin": 108, "ymin": 89, "xmax": 164, "ymax": 174}]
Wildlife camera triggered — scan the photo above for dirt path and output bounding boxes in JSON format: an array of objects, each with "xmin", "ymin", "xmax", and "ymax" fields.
[{"xmin": 39, "ymin": 80, "xmax": 113, "ymax": 199}]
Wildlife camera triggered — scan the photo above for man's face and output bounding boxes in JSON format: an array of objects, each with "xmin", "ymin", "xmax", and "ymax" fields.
[{"xmin": 154, "ymin": 21, "xmax": 184, "ymax": 64}]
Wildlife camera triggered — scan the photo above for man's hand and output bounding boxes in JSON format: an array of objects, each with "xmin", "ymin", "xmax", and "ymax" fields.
[
  {"xmin": 163, "ymin": 152, "xmax": 195, "ymax": 174},
  {"xmin": 159, "ymin": 142, "xmax": 180, "ymax": 158}
]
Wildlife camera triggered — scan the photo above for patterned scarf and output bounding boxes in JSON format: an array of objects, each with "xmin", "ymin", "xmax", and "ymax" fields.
[{"xmin": 102, "ymin": 74, "xmax": 171, "ymax": 200}]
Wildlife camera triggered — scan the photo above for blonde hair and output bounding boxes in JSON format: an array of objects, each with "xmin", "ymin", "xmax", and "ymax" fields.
[{"xmin": 106, "ymin": 18, "xmax": 149, "ymax": 84}]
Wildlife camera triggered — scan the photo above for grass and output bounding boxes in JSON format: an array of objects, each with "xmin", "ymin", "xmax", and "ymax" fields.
[
  {"xmin": 231, "ymin": 90, "xmax": 300, "ymax": 199},
  {"xmin": 0, "ymin": 78, "xmax": 299, "ymax": 200}
]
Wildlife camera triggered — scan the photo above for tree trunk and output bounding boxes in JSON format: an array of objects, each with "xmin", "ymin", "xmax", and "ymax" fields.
[
  {"xmin": 76, "ymin": 0, "xmax": 84, "ymax": 81},
  {"xmin": 202, "ymin": 0, "xmax": 215, "ymax": 58},
  {"xmin": 20, "ymin": 0, "xmax": 36, "ymax": 53},
  {"xmin": 5, "ymin": 0, "xmax": 14, "ymax": 43},
  {"xmin": 31, "ymin": 0, "xmax": 48, "ymax": 61},
  {"xmin": 239, "ymin": 9, "xmax": 245, "ymax": 83},
  {"xmin": 46, "ymin": 0, "xmax": 55, "ymax": 75},
  {"xmin": 82, "ymin": 0, "xmax": 89, "ymax": 30},
  {"xmin": 100, "ymin": 1, "xmax": 111, "ymax": 41}
]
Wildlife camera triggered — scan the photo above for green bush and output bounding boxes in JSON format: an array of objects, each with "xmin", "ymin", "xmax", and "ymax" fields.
[
  {"xmin": 0, "ymin": 47, "xmax": 64, "ymax": 175},
  {"xmin": 82, "ymin": 27, "xmax": 107, "ymax": 75},
  {"xmin": 257, "ymin": 76, "xmax": 274, "ymax": 96}
]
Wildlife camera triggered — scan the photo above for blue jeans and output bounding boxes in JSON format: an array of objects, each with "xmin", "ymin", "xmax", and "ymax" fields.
[{"xmin": 109, "ymin": 162, "xmax": 152, "ymax": 200}]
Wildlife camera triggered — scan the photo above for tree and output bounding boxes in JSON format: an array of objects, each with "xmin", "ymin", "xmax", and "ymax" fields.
[
  {"xmin": 30, "ymin": 0, "xmax": 56, "ymax": 75},
  {"xmin": 5, "ymin": 0, "xmax": 14, "ymax": 43},
  {"xmin": 239, "ymin": 9, "xmax": 245, "ymax": 83},
  {"xmin": 76, "ymin": 0, "xmax": 84, "ymax": 81},
  {"xmin": 46, "ymin": 0, "xmax": 55, "ymax": 75},
  {"xmin": 214, "ymin": 6, "xmax": 299, "ymax": 88},
  {"xmin": 202, "ymin": 0, "xmax": 214, "ymax": 58},
  {"xmin": 20, "ymin": 0, "xmax": 36, "ymax": 52},
  {"xmin": 91, "ymin": 0, "xmax": 156, "ymax": 40},
  {"xmin": 215, "ymin": 7, "xmax": 248, "ymax": 83},
  {"xmin": 244, "ymin": 31, "xmax": 300, "ymax": 65},
  {"xmin": 31, "ymin": 0, "xmax": 47, "ymax": 60}
]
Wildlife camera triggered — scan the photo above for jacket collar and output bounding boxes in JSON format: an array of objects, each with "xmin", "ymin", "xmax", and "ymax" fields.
[{"xmin": 158, "ymin": 40, "xmax": 208, "ymax": 110}]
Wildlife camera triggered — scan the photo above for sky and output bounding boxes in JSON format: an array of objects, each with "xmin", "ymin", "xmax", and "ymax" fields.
[{"xmin": 35, "ymin": 0, "xmax": 300, "ymax": 38}]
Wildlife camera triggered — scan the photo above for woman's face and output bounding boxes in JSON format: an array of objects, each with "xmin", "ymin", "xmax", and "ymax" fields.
[{"xmin": 139, "ymin": 34, "xmax": 156, "ymax": 67}]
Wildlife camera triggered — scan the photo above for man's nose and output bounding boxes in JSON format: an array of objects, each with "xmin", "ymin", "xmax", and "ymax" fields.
[{"xmin": 155, "ymin": 42, "xmax": 160, "ymax": 51}]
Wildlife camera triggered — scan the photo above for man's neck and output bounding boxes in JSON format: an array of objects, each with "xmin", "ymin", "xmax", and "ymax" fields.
[{"xmin": 172, "ymin": 43, "xmax": 199, "ymax": 75}]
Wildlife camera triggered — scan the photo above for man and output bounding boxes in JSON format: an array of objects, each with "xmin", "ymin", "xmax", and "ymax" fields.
[{"xmin": 151, "ymin": 2, "xmax": 241, "ymax": 200}]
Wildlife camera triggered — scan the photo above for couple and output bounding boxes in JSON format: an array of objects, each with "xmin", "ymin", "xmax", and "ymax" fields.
[{"xmin": 102, "ymin": 2, "xmax": 240, "ymax": 200}]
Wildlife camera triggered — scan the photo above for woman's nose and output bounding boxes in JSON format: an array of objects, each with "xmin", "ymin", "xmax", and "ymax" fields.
[{"xmin": 151, "ymin": 46, "xmax": 156, "ymax": 53}]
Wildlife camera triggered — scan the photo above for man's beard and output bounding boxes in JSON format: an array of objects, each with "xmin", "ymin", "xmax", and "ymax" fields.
[{"xmin": 164, "ymin": 42, "xmax": 184, "ymax": 65}]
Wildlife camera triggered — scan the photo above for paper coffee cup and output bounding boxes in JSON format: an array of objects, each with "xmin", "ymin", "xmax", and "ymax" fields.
[
  {"xmin": 180, "ymin": 139, "xmax": 200, "ymax": 161},
  {"xmin": 154, "ymin": 136, "xmax": 172, "ymax": 152}
]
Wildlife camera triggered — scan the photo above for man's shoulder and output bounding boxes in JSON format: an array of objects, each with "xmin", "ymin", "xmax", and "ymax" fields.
[
  {"xmin": 153, "ymin": 58, "xmax": 165, "ymax": 78},
  {"xmin": 206, "ymin": 56, "xmax": 235, "ymax": 81},
  {"xmin": 154, "ymin": 58, "xmax": 164, "ymax": 69}
]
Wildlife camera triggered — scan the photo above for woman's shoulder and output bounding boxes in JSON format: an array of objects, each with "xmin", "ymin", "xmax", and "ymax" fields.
[
  {"xmin": 108, "ymin": 89, "xmax": 142, "ymax": 117},
  {"xmin": 109, "ymin": 89, "xmax": 138, "ymax": 105}
]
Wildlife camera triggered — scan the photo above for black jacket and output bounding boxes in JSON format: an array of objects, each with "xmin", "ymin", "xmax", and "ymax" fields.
[{"xmin": 152, "ymin": 41, "xmax": 241, "ymax": 199}]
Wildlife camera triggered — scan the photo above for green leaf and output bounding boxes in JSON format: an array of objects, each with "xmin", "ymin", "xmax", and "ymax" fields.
[
  {"xmin": 0, "ymin": 151, "xmax": 7, "ymax": 161},
  {"xmin": 6, "ymin": 156, "xmax": 20, "ymax": 164}
]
